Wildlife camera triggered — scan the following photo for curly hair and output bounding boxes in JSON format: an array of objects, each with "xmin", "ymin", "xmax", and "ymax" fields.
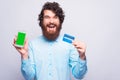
[{"xmin": 38, "ymin": 2, "xmax": 65, "ymax": 27}]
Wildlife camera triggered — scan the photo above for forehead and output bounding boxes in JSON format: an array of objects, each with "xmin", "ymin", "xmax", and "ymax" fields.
[{"xmin": 43, "ymin": 10, "xmax": 56, "ymax": 16}]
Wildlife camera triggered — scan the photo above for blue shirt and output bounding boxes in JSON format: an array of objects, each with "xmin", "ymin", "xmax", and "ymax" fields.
[{"xmin": 21, "ymin": 34, "xmax": 87, "ymax": 80}]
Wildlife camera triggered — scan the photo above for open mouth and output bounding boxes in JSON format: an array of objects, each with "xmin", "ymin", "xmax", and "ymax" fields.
[{"xmin": 47, "ymin": 24, "xmax": 56, "ymax": 31}]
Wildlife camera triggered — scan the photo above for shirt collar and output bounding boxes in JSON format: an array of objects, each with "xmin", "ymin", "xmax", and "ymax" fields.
[{"xmin": 41, "ymin": 34, "xmax": 63, "ymax": 43}]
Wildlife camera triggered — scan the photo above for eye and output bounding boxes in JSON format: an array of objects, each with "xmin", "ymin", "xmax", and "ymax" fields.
[
  {"xmin": 54, "ymin": 16, "xmax": 58, "ymax": 19},
  {"xmin": 43, "ymin": 15, "xmax": 50, "ymax": 19}
]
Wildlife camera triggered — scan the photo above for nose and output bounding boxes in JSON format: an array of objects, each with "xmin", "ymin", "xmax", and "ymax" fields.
[{"xmin": 50, "ymin": 18, "xmax": 54, "ymax": 23}]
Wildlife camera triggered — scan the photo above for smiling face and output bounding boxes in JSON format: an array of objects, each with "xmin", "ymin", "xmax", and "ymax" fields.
[{"xmin": 41, "ymin": 10, "xmax": 61, "ymax": 41}]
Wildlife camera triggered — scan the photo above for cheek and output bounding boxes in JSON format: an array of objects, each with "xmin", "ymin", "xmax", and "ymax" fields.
[
  {"xmin": 43, "ymin": 19, "xmax": 49, "ymax": 25},
  {"xmin": 55, "ymin": 20, "xmax": 60, "ymax": 25}
]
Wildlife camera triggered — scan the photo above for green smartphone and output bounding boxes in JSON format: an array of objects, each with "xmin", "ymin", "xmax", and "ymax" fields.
[{"xmin": 15, "ymin": 32, "xmax": 26, "ymax": 47}]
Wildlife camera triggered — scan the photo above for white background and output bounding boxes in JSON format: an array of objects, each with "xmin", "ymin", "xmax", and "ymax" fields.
[{"xmin": 0, "ymin": 0, "xmax": 120, "ymax": 80}]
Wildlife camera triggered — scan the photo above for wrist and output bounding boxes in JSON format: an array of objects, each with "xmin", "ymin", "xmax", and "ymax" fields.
[
  {"xmin": 21, "ymin": 53, "xmax": 28, "ymax": 60},
  {"xmin": 79, "ymin": 55, "xmax": 86, "ymax": 60}
]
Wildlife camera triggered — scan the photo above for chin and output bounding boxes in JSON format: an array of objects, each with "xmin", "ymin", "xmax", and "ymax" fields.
[
  {"xmin": 43, "ymin": 30, "xmax": 60, "ymax": 41},
  {"xmin": 48, "ymin": 31, "xmax": 56, "ymax": 35}
]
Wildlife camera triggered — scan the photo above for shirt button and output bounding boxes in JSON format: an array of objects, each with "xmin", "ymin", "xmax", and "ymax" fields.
[
  {"xmin": 49, "ymin": 73, "xmax": 52, "ymax": 76},
  {"xmin": 49, "ymin": 53, "xmax": 52, "ymax": 55}
]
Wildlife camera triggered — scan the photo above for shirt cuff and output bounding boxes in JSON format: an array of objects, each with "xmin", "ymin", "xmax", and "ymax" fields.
[
  {"xmin": 22, "ymin": 59, "xmax": 29, "ymax": 65},
  {"xmin": 78, "ymin": 57, "xmax": 87, "ymax": 65}
]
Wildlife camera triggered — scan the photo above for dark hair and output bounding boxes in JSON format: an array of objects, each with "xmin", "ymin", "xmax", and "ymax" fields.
[{"xmin": 38, "ymin": 2, "xmax": 65, "ymax": 27}]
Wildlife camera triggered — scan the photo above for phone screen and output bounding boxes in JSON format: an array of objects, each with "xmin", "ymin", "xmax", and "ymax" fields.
[{"xmin": 15, "ymin": 32, "xmax": 26, "ymax": 47}]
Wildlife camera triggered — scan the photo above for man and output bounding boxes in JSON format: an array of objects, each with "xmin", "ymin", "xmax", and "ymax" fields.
[{"xmin": 13, "ymin": 2, "xmax": 87, "ymax": 80}]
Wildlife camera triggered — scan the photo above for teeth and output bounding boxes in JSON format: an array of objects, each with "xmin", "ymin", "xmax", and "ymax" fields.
[
  {"xmin": 48, "ymin": 25, "xmax": 55, "ymax": 28},
  {"xmin": 47, "ymin": 26, "xmax": 55, "ymax": 29},
  {"xmin": 47, "ymin": 25, "xmax": 56, "ymax": 28}
]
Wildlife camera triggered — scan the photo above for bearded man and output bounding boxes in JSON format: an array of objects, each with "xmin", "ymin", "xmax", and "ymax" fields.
[{"xmin": 13, "ymin": 2, "xmax": 87, "ymax": 80}]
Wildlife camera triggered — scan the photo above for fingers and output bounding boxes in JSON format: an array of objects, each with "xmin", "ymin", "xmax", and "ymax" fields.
[
  {"xmin": 13, "ymin": 35, "xmax": 28, "ymax": 58},
  {"xmin": 72, "ymin": 40, "xmax": 86, "ymax": 60},
  {"xmin": 77, "ymin": 48, "xmax": 86, "ymax": 54},
  {"xmin": 13, "ymin": 36, "xmax": 16, "ymax": 44},
  {"xmin": 72, "ymin": 40, "xmax": 86, "ymax": 53},
  {"xmin": 73, "ymin": 40, "xmax": 83, "ymax": 48},
  {"xmin": 13, "ymin": 35, "xmax": 17, "ymax": 47},
  {"xmin": 73, "ymin": 40, "xmax": 86, "ymax": 48},
  {"xmin": 13, "ymin": 36, "xmax": 21, "ymax": 49},
  {"xmin": 13, "ymin": 36, "xmax": 28, "ymax": 50}
]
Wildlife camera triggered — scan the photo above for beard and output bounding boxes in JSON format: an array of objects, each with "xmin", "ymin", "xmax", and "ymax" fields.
[{"xmin": 41, "ymin": 23, "xmax": 62, "ymax": 41}]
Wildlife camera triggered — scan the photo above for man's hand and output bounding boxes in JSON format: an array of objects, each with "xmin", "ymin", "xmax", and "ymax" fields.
[
  {"xmin": 72, "ymin": 40, "xmax": 86, "ymax": 60},
  {"xmin": 13, "ymin": 36, "xmax": 28, "ymax": 60}
]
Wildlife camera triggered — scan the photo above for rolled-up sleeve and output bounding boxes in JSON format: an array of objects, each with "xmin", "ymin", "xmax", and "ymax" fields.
[
  {"xmin": 69, "ymin": 47, "xmax": 87, "ymax": 79},
  {"xmin": 21, "ymin": 42, "xmax": 36, "ymax": 80}
]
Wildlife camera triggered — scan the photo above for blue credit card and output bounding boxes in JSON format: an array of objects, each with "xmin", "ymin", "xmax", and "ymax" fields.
[{"xmin": 63, "ymin": 34, "xmax": 75, "ymax": 43}]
